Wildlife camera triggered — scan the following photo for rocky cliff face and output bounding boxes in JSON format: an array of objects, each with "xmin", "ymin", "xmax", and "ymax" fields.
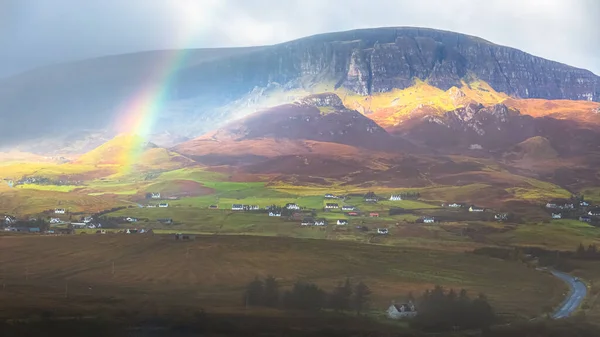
[{"xmin": 1, "ymin": 27, "xmax": 598, "ymax": 147}]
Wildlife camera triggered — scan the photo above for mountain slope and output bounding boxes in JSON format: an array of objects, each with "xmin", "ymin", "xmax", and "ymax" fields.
[
  {"xmin": 2, "ymin": 27, "xmax": 598, "ymax": 146},
  {"xmin": 174, "ymin": 93, "xmax": 412, "ymax": 162}
]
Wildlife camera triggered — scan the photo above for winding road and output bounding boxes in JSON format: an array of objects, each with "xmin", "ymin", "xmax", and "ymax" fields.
[{"xmin": 551, "ymin": 270, "xmax": 587, "ymax": 319}]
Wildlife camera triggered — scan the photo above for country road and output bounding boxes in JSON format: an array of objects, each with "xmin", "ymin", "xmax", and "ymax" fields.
[{"xmin": 551, "ymin": 270, "xmax": 587, "ymax": 319}]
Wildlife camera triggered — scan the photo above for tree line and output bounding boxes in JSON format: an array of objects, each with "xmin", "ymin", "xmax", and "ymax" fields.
[
  {"xmin": 244, "ymin": 276, "xmax": 371, "ymax": 315},
  {"xmin": 410, "ymin": 286, "xmax": 494, "ymax": 332}
]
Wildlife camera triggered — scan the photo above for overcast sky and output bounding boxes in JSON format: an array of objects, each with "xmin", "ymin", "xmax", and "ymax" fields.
[{"xmin": 1, "ymin": 0, "xmax": 598, "ymax": 77}]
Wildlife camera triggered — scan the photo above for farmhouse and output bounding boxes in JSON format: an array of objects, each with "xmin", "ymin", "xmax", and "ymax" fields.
[
  {"xmin": 336, "ymin": 219, "xmax": 348, "ymax": 225},
  {"xmin": 286, "ymin": 203, "xmax": 301, "ymax": 210},
  {"xmin": 341, "ymin": 205, "xmax": 355, "ymax": 211},
  {"xmin": 54, "ymin": 208, "xmax": 66, "ymax": 214},
  {"xmin": 232, "ymin": 204, "xmax": 244, "ymax": 211},
  {"xmin": 377, "ymin": 228, "xmax": 389, "ymax": 235},
  {"xmin": 469, "ymin": 206, "xmax": 485, "ymax": 212},
  {"xmin": 387, "ymin": 302, "xmax": 417, "ymax": 319},
  {"xmin": 301, "ymin": 218, "xmax": 314, "ymax": 226},
  {"xmin": 552, "ymin": 213, "xmax": 562, "ymax": 219},
  {"xmin": 389, "ymin": 195, "xmax": 402, "ymax": 201},
  {"xmin": 580, "ymin": 216, "xmax": 592, "ymax": 223},
  {"xmin": 269, "ymin": 212, "xmax": 282, "ymax": 217},
  {"xmin": 151, "ymin": 193, "xmax": 161, "ymax": 199},
  {"xmin": 314, "ymin": 219, "xmax": 327, "ymax": 226},
  {"xmin": 369, "ymin": 212, "xmax": 380, "ymax": 218},
  {"xmin": 495, "ymin": 213, "xmax": 509, "ymax": 221},
  {"xmin": 364, "ymin": 192, "xmax": 378, "ymax": 203},
  {"xmin": 324, "ymin": 194, "xmax": 337, "ymax": 199},
  {"xmin": 422, "ymin": 217, "xmax": 435, "ymax": 224},
  {"xmin": 325, "ymin": 203, "xmax": 339, "ymax": 209},
  {"xmin": 158, "ymin": 203, "xmax": 169, "ymax": 208}
]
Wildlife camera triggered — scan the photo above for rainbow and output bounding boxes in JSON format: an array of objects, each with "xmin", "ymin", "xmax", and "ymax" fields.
[{"xmin": 113, "ymin": 48, "xmax": 189, "ymax": 175}]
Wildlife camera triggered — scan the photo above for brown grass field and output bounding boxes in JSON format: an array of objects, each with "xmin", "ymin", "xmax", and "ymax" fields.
[{"xmin": 0, "ymin": 234, "xmax": 565, "ymax": 319}]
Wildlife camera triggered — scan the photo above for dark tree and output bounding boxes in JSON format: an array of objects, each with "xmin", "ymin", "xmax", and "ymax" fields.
[
  {"xmin": 329, "ymin": 278, "xmax": 353, "ymax": 312},
  {"xmin": 263, "ymin": 275, "xmax": 280, "ymax": 308},
  {"xmin": 353, "ymin": 282, "xmax": 371, "ymax": 316},
  {"xmin": 283, "ymin": 281, "xmax": 326, "ymax": 311},
  {"xmin": 472, "ymin": 293, "xmax": 494, "ymax": 331},
  {"xmin": 577, "ymin": 243, "xmax": 586, "ymax": 257},
  {"xmin": 244, "ymin": 277, "xmax": 264, "ymax": 307}
]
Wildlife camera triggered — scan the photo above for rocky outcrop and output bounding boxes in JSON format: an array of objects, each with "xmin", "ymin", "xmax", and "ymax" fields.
[{"xmin": 298, "ymin": 93, "xmax": 344, "ymax": 108}]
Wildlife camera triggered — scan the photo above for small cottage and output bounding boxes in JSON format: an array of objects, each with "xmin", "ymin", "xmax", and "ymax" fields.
[
  {"xmin": 324, "ymin": 194, "xmax": 337, "ymax": 199},
  {"xmin": 158, "ymin": 203, "xmax": 169, "ymax": 208},
  {"xmin": 552, "ymin": 213, "xmax": 562, "ymax": 219},
  {"xmin": 422, "ymin": 217, "xmax": 435, "ymax": 224},
  {"xmin": 286, "ymin": 203, "xmax": 301, "ymax": 210},
  {"xmin": 151, "ymin": 193, "xmax": 161, "ymax": 199},
  {"xmin": 469, "ymin": 206, "xmax": 485, "ymax": 212},
  {"xmin": 377, "ymin": 228, "xmax": 389, "ymax": 235},
  {"xmin": 448, "ymin": 203, "xmax": 463, "ymax": 208},
  {"xmin": 336, "ymin": 219, "xmax": 348, "ymax": 225},
  {"xmin": 341, "ymin": 205, "xmax": 355, "ymax": 211},
  {"xmin": 347, "ymin": 212, "xmax": 359, "ymax": 217},
  {"xmin": 369, "ymin": 212, "xmax": 380, "ymax": 218},
  {"xmin": 269, "ymin": 212, "xmax": 282, "ymax": 217},
  {"xmin": 314, "ymin": 219, "xmax": 327, "ymax": 226},
  {"xmin": 495, "ymin": 213, "xmax": 509, "ymax": 221},
  {"xmin": 232, "ymin": 204, "xmax": 244, "ymax": 211},
  {"xmin": 55, "ymin": 208, "xmax": 66, "ymax": 214},
  {"xmin": 389, "ymin": 195, "xmax": 403, "ymax": 201},
  {"xmin": 387, "ymin": 302, "xmax": 417, "ymax": 319},
  {"xmin": 325, "ymin": 203, "xmax": 339, "ymax": 209}
]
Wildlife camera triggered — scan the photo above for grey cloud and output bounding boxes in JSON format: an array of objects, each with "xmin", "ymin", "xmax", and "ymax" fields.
[{"xmin": 1, "ymin": 0, "xmax": 599, "ymax": 77}]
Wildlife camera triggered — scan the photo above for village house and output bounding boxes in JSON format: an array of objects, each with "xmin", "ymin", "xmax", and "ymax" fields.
[
  {"xmin": 126, "ymin": 217, "xmax": 138, "ymax": 222},
  {"xmin": 422, "ymin": 217, "xmax": 435, "ymax": 224},
  {"xmin": 448, "ymin": 203, "xmax": 463, "ymax": 208},
  {"xmin": 580, "ymin": 216, "xmax": 592, "ymax": 223},
  {"xmin": 552, "ymin": 213, "xmax": 562, "ymax": 219},
  {"xmin": 495, "ymin": 213, "xmax": 509, "ymax": 221},
  {"xmin": 209, "ymin": 205, "xmax": 219, "ymax": 209},
  {"xmin": 469, "ymin": 206, "xmax": 485, "ymax": 212},
  {"xmin": 589, "ymin": 209, "xmax": 600, "ymax": 216},
  {"xmin": 364, "ymin": 192, "xmax": 378, "ymax": 203},
  {"xmin": 370, "ymin": 212, "xmax": 380, "ymax": 218},
  {"xmin": 325, "ymin": 203, "xmax": 339, "ymax": 209},
  {"xmin": 336, "ymin": 219, "xmax": 348, "ymax": 225},
  {"xmin": 54, "ymin": 208, "xmax": 66, "ymax": 214},
  {"xmin": 232, "ymin": 204, "xmax": 244, "ymax": 211},
  {"xmin": 389, "ymin": 195, "xmax": 403, "ymax": 201},
  {"xmin": 158, "ymin": 203, "xmax": 169, "ymax": 208},
  {"xmin": 49, "ymin": 217, "xmax": 62, "ymax": 224},
  {"xmin": 377, "ymin": 228, "xmax": 389, "ymax": 235},
  {"xmin": 387, "ymin": 302, "xmax": 417, "ymax": 319},
  {"xmin": 341, "ymin": 205, "xmax": 355, "ymax": 211},
  {"xmin": 324, "ymin": 194, "xmax": 337, "ymax": 199},
  {"xmin": 314, "ymin": 219, "xmax": 327, "ymax": 226},
  {"xmin": 269, "ymin": 211, "xmax": 282, "ymax": 217},
  {"xmin": 301, "ymin": 218, "xmax": 314, "ymax": 226},
  {"xmin": 285, "ymin": 203, "xmax": 301, "ymax": 210},
  {"xmin": 151, "ymin": 193, "xmax": 161, "ymax": 199},
  {"xmin": 4, "ymin": 215, "xmax": 17, "ymax": 225}
]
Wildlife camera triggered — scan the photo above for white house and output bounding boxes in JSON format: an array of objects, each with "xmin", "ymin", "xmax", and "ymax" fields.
[
  {"xmin": 495, "ymin": 213, "xmax": 509, "ymax": 221},
  {"xmin": 336, "ymin": 219, "xmax": 348, "ymax": 225},
  {"xmin": 151, "ymin": 193, "xmax": 161, "ymax": 199},
  {"xmin": 126, "ymin": 217, "xmax": 138, "ymax": 222},
  {"xmin": 589, "ymin": 210, "xmax": 600, "ymax": 216},
  {"xmin": 552, "ymin": 213, "xmax": 562, "ymax": 219},
  {"xmin": 49, "ymin": 218, "xmax": 62, "ymax": 224},
  {"xmin": 341, "ymin": 206, "xmax": 355, "ymax": 211},
  {"xmin": 3, "ymin": 215, "xmax": 17, "ymax": 225},
  {"xmin": 55, "ymin": 208, "xmax": 66, "ymax": 214},
  {"xmin": 324, "ymin": 194, "xmax": 337, "ymax": 199},
  {"xmin": 325, "ymin": 203, "xmax": 339, "ymax": 209},
  {"xmin": 301, "ymin": 218, "xmax": 314, "ymax": 226},
  {"xmin": 286, "ymin": 203, "xmax": 300, "ymax": 210},
  {"xmin": 387, "ymin": 302, "xmax": 417, "ymax": 319},
  {"xmin": 377, "ymin": 228, "xmax": 389, "ymax": 235},
  {"xmin": 448, "ymin": 203, "xmax": 463, "ymax": 208},
  {"xmin": 469, "ymin": 206, "xmax": 485, "ymax": 212},
  {"xmin": 389, "ymin": 195, "xmax": 402, "ymax": 201},
  {"xmin": 314, "ymin": 219, "xmax": 327, "ymax": 226},
  {"xmin": 232, "ymin": 204, "xmax": 244, "ymax": 211},
  {"xmin": 546, "ymin": 203, "xmax": 558, "ymax": 209},
  {"xmin": 423, "ymin": 217, "xmax": 435, "ymax": 224},
  {"xmin": 269, "ymin": 212, "xmax": 282, "ymax": 217},
  {"xmin": 158, "ymin": 203, "xmax": 169, "ymax": 208},
  {"xmin": 146, "ymin": 204, "xmax": 157, "ymax": 208}
]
